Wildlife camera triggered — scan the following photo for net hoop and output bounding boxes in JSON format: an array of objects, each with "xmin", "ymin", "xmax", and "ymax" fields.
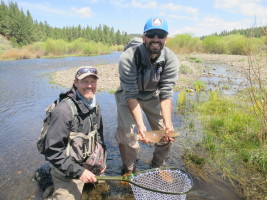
[{"xmin": 129, "ymin": 167, "xmax": 193, "ymax": 195}]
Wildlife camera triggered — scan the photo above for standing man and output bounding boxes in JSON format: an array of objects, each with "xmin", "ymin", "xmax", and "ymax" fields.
[
  {"xmin": 115, "ymin": 17, "xmax": 179, "ymax": 175},
  {"xmin": 44, "ymin": 66, "xmax": 106, "ymax": 200}
]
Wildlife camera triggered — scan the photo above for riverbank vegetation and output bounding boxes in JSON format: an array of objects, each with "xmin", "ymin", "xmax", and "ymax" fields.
[
  {"xmin": 1, "ymin": 38, "xmax": 124, "ymax": 60},
  {"xmin": 1, "ymin": 30, "xmax": 265, "ymax": 60},
  {"xmin": 167, "ymin": 32, "xmax": 266, "ymax": 55},
  {"xmin": 177, "ymin": 50, "xmax": 267, "ymax": 199}
]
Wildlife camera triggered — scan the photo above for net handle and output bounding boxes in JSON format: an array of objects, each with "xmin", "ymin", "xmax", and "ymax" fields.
[
  {"xmin": 95, "ymin": 167, "xmax": 193, "ymax": 195},
  {"xmin": 96, "ymin": 175, "xmax": 130, "ymax": 182}
]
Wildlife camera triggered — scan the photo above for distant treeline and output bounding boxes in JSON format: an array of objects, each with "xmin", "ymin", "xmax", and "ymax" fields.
[
  {"xmin": 0, "ymin": 1, "xmax": 130, "ymax": 46},
  {"xmin": 203, "ymin": 26, "xmax": 266, "ymax": 39}
]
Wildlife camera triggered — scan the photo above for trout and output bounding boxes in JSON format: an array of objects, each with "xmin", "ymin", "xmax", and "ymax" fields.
[{"xmin": 127, "ymin": 130, "xmax": 180, "ymax": 143}]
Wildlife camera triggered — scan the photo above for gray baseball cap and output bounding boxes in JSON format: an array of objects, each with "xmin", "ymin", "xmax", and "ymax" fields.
[{"xmin": 75, "ymin": 66, "xmax": 98, "ymax": 80}]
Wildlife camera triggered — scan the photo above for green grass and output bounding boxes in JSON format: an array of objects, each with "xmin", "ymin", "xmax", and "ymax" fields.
[
  {"xmin": 193, "ymin": 80, "xmax": 206, "ymax": 92},
  {"xmin": 186, "ymin": 153, "xmax": 206, "ymax": 167},
  {"xmin": 178, "ymin": 90, "xmax": 266, "ymax": 198},
  {"xmin": 199, "ymin": 93, "xmax": 265, "ymax": 172},
  {"xmin": 179, "ymin": 63, "xmax": 194, "ymax": 74},
  {"xmin": 189, "ymin": 57, "xmax": 203, "ymax": 63},
  {"xmin": 49, "ymin": 80, "xmax": 56, "ymax": 84}
]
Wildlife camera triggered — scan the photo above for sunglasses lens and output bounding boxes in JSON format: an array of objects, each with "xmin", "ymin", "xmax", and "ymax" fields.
[
  {"xmin": 146, "ymin": 32, "xmax": 156, "ymax": 38},
  {"xmin": 157, "ymin": 33, "xmax": 167, "ymax": 39},
  {"xmin": 145, "ymin": 32, "xmax": 167, "ymax": 39}
]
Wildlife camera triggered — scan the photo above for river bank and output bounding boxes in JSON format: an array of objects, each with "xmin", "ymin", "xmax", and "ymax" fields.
[{"xmin": 52, "ymin": 53, "xmax": 251, "ymax": 92}]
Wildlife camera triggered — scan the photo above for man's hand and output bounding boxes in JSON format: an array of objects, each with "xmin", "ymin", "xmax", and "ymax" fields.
[
  {"xmin": 100, "ymin": 165, "xmax": 107, "ymax": 174},
  {"xmin": 138, "ymin": 125, "xmax": 150, "ymax": 143},
  {"xmin": 79, "ymin": 169, "xmax": 97, "ymax": 183},
  {"xmin": 127, "ymin": 99, "xmax": 149, "ymax": 143},
  {"xmin": 161, "ymin": 127, "xmax": 175, "ymax": 143},
  {"xmin": 160, "ymin": 98, "xmax": 174, "ymax": 143}
]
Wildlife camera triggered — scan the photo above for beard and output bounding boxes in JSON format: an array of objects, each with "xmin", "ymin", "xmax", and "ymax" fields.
[{"xmin": 145, "ymin": 41, "xmax": 163, "ymax": 54}]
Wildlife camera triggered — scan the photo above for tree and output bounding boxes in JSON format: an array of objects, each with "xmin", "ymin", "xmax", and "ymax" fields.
[
  {"xmin": 115, "ymin": 30, "xmax": 122, "ymax": 45},
  {"xmin": 0, "ymin": 1, "xmax": 11, "ymax": 36},
  {"xmin": 0, "ymin": 1, "xmax": 129, "ymax": 46}
]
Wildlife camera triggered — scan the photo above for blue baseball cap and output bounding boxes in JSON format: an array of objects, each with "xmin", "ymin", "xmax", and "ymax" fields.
[{"xmin": 144, "ymin": 17, "xmax": 168, "ymax": 34}]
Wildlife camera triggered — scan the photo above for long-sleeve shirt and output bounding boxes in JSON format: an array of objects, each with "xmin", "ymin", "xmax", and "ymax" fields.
[{"xmin": 118, "ymin": 42, "xmax": 179, "ymax": 102}]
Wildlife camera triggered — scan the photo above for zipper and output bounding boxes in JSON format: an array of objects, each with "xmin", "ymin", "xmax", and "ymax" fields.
[{"xmin": 141, "ymin": 68, "xmax": 145, "ymax": 91}]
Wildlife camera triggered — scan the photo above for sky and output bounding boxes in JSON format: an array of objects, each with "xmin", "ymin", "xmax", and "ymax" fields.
[{"xmin": 5, "ymin": 0, "xmax": 267, "ymax": 37}]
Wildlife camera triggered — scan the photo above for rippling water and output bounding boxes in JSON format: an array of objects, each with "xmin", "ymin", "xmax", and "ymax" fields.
[{"xmin": 0, "ymin": 53, "xmax": 241, "ymax": 200}]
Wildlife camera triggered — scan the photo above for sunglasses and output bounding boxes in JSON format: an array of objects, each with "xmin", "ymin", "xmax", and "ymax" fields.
[
  {"xmin": 145, "ymin": 32, "xmax": 167, "ymax": 39},
  {"xmin": 76, "ymin": 67, "xmax": 98, "ymax": 77}
]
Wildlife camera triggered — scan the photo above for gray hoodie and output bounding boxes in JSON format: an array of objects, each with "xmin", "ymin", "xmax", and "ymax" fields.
[{"xmin": 118, "ymin": 40, "xmax": 179, "ymax": 102}]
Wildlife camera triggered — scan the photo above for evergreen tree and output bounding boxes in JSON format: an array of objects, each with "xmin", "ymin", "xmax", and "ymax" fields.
[
  {"xmin": 115, "ymin": 30, "xmax": 122, "ymax": 45},
  {"xmin": 33, "ymin": 21, "xmax": 45, "ymax": 41},
  {"xmin": 110, "ymin": 27, "xmax": 115, "ymax": 45},
  {"xmin": 0, "ymin": 1, "xmax": 129, "ymax": 46},
  {"xmin": 0, "ymin": 1, "xmax": 11, "ymax": 36}
]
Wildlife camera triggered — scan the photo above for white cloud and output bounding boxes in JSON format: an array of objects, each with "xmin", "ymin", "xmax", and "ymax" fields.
[
  {"xmin": 201, "ymin": 17, "xmax": 247, "ymax": 33},
  {"xmin": 214, "ymin": 0, "xmax": 262, "ymax": 9},
  {"xmin": 162, "ymin": 3, "xmax": 198, "ymax": 15},
  {"xmin": 214, "ymin": 0, "xmax": 241, "ymax": 9},
  {"xmin": 131, "ymin": 0, "xmax": 157, "ymax": 9},
  {"xmin": 89, "ymin": 0, "xmax": 99, "ymax": 3},
  {"xmin": 172, "ymin": 16, "xmax": 251, "ymax": 36},
  {"xmin": 111, "ymin": 0, "xmax": 157, "ymax": 9},
  {"xmin": 239, "ymin": 2, "xmax": 267, "ymax": 22},
  {"xmin": 19, "ymin": 2, "xmax": 93, "ymax": 19},
  {"xmin": 171, "ymin": 27, "xmax": 206, "ymax": 37},
  {"xmin": 19, "ymin": 2, "xmax": 70, "ymax": 15},
  {"xmin": 71, "ymin": 7, "xmax": 93, "ymax": 18},
  {"xmin": 201, "ymin": 17, "xmax": 249, "ymax": 35},
  {"xmin": 169, "ymin": 14, "xmax": 198, "ymax": 21},
  {"xmin": 213, "ymin": 0, "xmax": 267, "ymax": 24},
  {"xmin": 110, "ymin": 0, "xmax": 129, "ymax": 7}
]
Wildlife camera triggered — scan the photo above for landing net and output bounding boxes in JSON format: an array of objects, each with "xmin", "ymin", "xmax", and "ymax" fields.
[{"xmin": 129, "ymin": 168, "xmax": 192, "ymax": 200}]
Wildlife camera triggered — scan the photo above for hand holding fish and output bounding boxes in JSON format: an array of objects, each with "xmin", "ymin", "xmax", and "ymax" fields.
[
  {"xmin": 137, "ymin": 125, "xmax": 150, "ymax": 143},
  {"xmin": 127, "ymin": 130, "xmax": 180, "ymax": 143},
  {"xmin": 161, "ymin": 128, "xmax": 175, "ymax": 143}
]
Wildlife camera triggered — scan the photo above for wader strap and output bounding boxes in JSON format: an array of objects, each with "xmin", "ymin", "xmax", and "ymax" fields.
[
  {"xmin": 64, "ymin": 98, "xmax": 78, "ymax": 130},
  {"xmin": 66, "ymin": 131, "xmax": 97, "ymax": 160}
]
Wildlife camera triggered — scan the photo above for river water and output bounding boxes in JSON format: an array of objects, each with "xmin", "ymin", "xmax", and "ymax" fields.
[{"xmin": 0, "ymin": 53, "xmax": 241, "ymax": 200}]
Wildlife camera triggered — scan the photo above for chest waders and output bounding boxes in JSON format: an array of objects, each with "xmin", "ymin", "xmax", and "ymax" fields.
[{"xmin": 66, "ymin": 107, "xmax": 99, "ymax": 163}]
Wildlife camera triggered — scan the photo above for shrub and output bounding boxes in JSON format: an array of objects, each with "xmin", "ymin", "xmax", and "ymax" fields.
[
  {"xmin": 45, "ymin": 38, "xmax": 68, "ymax": 56},
  {"xmin": 167, "ymin": 34, "xmax": 202, "ymax": 54},
  {"xmin": 244, "ymin": 37, "xmax": 265, "ymax": 54},
  {"xmin": 203, "ymin": 35, "xmax": 228, "ymax": 54},
  {"xmin": 68, "ymin": 38, "xmax": 86, "ymax": 54},
  {"xmin": 224, "ymin": 34, "xmax": 247, "ymax": 55}
]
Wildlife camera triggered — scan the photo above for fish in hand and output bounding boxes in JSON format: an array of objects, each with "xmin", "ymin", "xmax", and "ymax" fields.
[{"xmin": 126, "ymin": 130, "xmax": 180, "ymax": 143}]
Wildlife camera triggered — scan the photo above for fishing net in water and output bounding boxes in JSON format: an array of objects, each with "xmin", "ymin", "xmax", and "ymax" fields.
[{"xmin": 129, "ymin": 168, "xmax": 193, "ymax": 200}]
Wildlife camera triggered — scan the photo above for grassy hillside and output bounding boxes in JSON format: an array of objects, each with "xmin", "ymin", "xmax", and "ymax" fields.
[{"xmin": 0, "ymin": 35, "xmax": 12, "ymax": 54}]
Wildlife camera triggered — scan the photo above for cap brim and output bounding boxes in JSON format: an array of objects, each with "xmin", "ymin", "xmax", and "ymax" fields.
[
  {"xmin": 144, "ymin": 28, "xmax": 168, "ymax": 34},
  {"xmin": 77, "ymin": 72, "xmax": 98, "ymax": 80}
]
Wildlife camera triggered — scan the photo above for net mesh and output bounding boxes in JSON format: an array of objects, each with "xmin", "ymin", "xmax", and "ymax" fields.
[{"xmin": 130, "ymin": 168, "xmax": 192, "ymax": 200}]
